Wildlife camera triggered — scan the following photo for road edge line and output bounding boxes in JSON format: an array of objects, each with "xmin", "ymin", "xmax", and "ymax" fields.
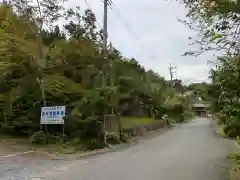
[{"xmin": 0, "ymin": 150, "xmax": 35, "ymax": 159}]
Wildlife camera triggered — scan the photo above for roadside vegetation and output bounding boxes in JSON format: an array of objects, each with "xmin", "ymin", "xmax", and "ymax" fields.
[
  {"xmin": 0, "ymin": 0, "xmax": 193, "ymax": 152},
  {"xmin": 179, "ymin": 0, "xmax": 240, "ymax": 179},
  {"xmin": 179, "ymin": 0, "xmax": 240, "ymax": 138},
  {"xmin": 227, "ymin": 153, "xmax": 240, "ymax": 180}
]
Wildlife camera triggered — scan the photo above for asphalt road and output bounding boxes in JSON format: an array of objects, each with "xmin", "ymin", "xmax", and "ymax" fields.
[
  {"xmin": 0, "ymin": 151, "xmax": 66, "ymax": 180},
  {"xmin": 0, "ymin": 118, "xmax": 238, "ymax": 180},
  {"xmin": 30, "ymin": 117, "xmax": 238, "ymax": 180}
]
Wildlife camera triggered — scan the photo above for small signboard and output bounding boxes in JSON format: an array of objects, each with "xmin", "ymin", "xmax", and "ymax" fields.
[{"xmin": 40, "ymin": 106, "xmax": 65, "ymax": 124}]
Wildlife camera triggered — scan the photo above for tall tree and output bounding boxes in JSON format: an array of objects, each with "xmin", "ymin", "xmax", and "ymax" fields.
[
  {"xmin": 6, "ymin": 0, "xmax": 67, "ymax": 106},
  {"xmin": 0, "ymin": 2, "xmax": 192, "ymax": 141}
]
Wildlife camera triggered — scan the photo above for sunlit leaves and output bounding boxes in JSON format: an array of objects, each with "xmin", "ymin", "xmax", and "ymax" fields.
[{"xmin": 210, "ymin": 31, "xmax": 224, "ymax": 41}]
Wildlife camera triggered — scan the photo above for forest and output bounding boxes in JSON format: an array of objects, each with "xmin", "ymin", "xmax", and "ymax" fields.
[{"xmin": 0, "ymin": 1, "xmax": 193, "ymax": 148}]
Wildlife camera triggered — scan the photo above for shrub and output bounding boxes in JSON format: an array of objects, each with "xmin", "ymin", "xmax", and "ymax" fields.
[
  {"xmin": 29, "ymin": 131, "xmax": 47, "ymax": 144},
  {"xmin": 223, "ymin": 124, "xmax": 240, "ymax": 138},
  {"xmin": 84, "ymin": 139, "xmax": 106, "ymax": 150},
  {"xmin": 120, "ymin": 132, "xmax": 129, "ymax": 142}
]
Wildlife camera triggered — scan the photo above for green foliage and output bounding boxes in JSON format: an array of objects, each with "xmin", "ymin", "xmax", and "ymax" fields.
[
  {"xmin": 223, "ymin": 122, "xmax": 240, "ymax": 138},
  {"xmin": 29, "ymin": 131, "xmax": 45, "ymax": 144},
  {"xmin": 120, "ymin": 132, "xmax": 129, "ymax": 142},
  {"xmin": 237, "ymin": 136, "xmax": 240, "ymax": 145},
  {"xmin": 182, "ymin": 110, "xmax": 195, "ymax": 120},
  {"xmin": 180, "ymin": 0, "xmax": 240, "ymax": 55},
  {"xmin": 0, "ymin": 2, "xmax": 191, "ymax": 148},
  {"xmin": 187, "ymin": 82, "xmax": 210, "ymax": 101},
  {"xmin": 208, "ymin": 56, "xmax": 240, "ymax": 137},
  {"xmin": 180, "ymin": 0, "xmax": 240, "ymax": 137},
  {"xmin": 227, "ymin": 152, "xmax": 240, "ymax": 180}
]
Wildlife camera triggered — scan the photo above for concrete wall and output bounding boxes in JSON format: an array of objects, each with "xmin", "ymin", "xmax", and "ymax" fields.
[{"xmin": 122, "ymin": 121, "xmax": 166, "ymax": 137}]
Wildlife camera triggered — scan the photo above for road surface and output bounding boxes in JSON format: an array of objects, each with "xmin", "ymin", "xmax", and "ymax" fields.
[{"xmin": 0, "ymin": 118, "xmax": 238, "ymax": 180}]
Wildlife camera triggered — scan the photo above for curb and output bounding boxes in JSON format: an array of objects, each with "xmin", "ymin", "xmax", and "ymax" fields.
[{"xmin": 47, "ymin": 126, "xmax": 172, "ymax": 161}]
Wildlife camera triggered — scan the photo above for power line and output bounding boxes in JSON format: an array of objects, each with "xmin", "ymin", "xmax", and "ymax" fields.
[
  {"xmin": 107, "ymin": 0, "xmax": 141, "ymax": 40},
  {"xmin": 104, "ymin": 0, "xmax": 158, "ymax": 60},
  {"xmin": 105, "ymin": 0, "xmax": 182, "ymax": 88}
]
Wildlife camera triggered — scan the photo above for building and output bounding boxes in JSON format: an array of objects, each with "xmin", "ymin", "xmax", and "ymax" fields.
[{"xmin": 192, "ymin": 102, "xmax": 207, "ymax": 116}]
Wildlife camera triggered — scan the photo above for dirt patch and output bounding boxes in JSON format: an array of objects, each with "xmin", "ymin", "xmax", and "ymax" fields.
[
  {"xmin": 229, "ymin": 167, "xmax": 240, "ymax": 180},
  {"xmin": 0, "ymin": 136, "xmax": 34, "ymax": 156}
]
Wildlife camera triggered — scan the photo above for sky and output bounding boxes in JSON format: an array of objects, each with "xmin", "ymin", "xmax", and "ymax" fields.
[{"xmin": 64, "ymin": 0, "xmax": 215, "ymax": 85}]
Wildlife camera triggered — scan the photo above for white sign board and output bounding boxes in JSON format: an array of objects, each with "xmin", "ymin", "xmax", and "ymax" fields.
[{"xmin": 40, "ymin": 106, "xmax": 65, "ymax": 124}]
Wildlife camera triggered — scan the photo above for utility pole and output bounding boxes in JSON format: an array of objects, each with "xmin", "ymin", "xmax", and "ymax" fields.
[
  {"xmin": 103, "ymin": 0, "xmax": 115, "ymax": 145},
  {"xmin": 103, "ymin": 0, "xmax": 108, "ymax": 53},
  {"xmin": 169, "ymin": 63, "xmax": 177, "ymax": 88},
  {"xmin": 100, "ymin": 0, "xmax": 108, "ymax": 89},
  {"xmin": 103, "ymin": 0, "xmax": 114, "ymax": 114},
  {"xmin": 102, "ymin": 0, "xmax": 108, "ymax": 86}
]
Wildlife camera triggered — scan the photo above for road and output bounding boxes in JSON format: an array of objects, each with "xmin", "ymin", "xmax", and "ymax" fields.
[{"xmin": 0, "ymin": 118, "xmax": 238, "ymax": 180}]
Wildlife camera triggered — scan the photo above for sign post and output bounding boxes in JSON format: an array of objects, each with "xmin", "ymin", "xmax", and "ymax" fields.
[{"xmin": 40, "ymin": 106, "xmax": 66, "ymax": 135}]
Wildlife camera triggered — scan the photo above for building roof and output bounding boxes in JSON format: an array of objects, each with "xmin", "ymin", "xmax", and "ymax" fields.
[{"xmin": 192, "ymin": 103, "xmax": 207, "ymax": 108}]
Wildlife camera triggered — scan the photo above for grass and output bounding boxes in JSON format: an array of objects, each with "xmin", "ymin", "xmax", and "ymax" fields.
[
  {"xmin": 216, "ymin": 124, "xmax": 227, "ymax": 137},
  {"xmin": 227, "ymin": 153, "xmax": 240, "ymax": 180},
  {"xmin": 0, "ymin": 135, "xmax": 86, "ymax": 155},
  {"xmin": 120, "ymin": 117, "xmax": 161, "ymax": 128},
  {"xmin": 217, "ymin": 123, "xmax": 240, "ymax": 180},
  {"xmin": 237, "ymin": 136, "xmax": 240, "ymax": 145}
]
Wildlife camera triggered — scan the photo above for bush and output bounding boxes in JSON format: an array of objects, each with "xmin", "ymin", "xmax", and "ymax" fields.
[
  {"xmin": 183, "ymin": 111, "xmax": 195, "ymax": 120},
  {"xmin": 120, "ymin": 132, "xmax": 129, "ymax": 142},
  {"xmin": 223, "ymin": 124, "xmax": 240, "ymax": 138},
  {"xmin": 84, "ymin": 139, "xmax": 106, "ymax": 150},
  {"xmin": 29, "ymin": 131, "xmax": 47, "ymax": 144},
  {"xmin": 64, "ymin": 115, "xmax": 103, "ymax": 139}
]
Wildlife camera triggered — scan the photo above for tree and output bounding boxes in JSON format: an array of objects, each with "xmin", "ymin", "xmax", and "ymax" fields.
[
  {"xmin": 179, "ymin": 0, "xmax": 240, "ymax": 137},
  {"xmin": 187, "ymin": 82, "xmax": 210, "ymax": 101},
  {"xmin": 6, "ymin": 0, "xmax": 67, "ymax": 107},
  {"xmin": 179, "ymin": 0, "xmax": 240, "ymax": 56},
  {"xmin": 0, "ymin": 3, "xmax": 192, "ymax": 144},
  {"xmin": 172, "ymin": 79, "xmax": 187, "ymax": 93}
]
